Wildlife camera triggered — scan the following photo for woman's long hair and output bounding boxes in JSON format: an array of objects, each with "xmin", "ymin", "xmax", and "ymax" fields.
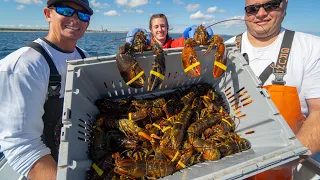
[{"xmin": 149, "ymin": 13, "xmax": 170, "ymax": 42}]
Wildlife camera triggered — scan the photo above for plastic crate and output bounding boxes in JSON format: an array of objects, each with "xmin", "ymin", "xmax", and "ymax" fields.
[{"xmin": 57, "ymin": 44, "xmax": 308, "ymax": 180}]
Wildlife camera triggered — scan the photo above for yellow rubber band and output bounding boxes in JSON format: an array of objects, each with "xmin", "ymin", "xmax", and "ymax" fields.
[
  {"xmin": 128, "ymin": 112, "xmax": 132, "ymax": 120},
  {"xmin": 219, "ymin": 106, "xmax": 223, "ymax": 113},
  {"xmin": 92, "ymin": 163, "xmax": 104, "ymax": 176},
  {"xmin": 214, "ymin": 61, "xmax": 227, "ymax": 71},
  {"xmin": 175, "ymin": 121, "xmax": 184, "ymax": 125},
  {"xmin": 152, "ymin": 123, "xmax": 162, "ymax": 130},
  {"xmin": 162, "ymin": 126, "xmax": 171, "ymax": 132},
  {"xmin": 177, "ymin": 160, "xmax": 186, "ymax": 168},
  {"xmin": 167, "ymin": 116, "xmax": 175, "ymax": 122},
  {"xmin": 201, "ymin": 96, "xmax": 211, "ymax": 102},
  {"xmin": 171, "ymin": 151, "xmax": 180, "ymax": 162},
  {"xmin": 222, "ymin": 118, "xmax": 232, "ymax": 127},
  {"xmin": 184, "ymin": 62, "xmax": 200, "ymax": 73},
  {"xmin": 126, "ymin": 71, "xmax": 145, "ymax": 86},
  {"xmin": 150, "ymin": 70, "xmax": 165, "ymax": 80},
  {"xmin": 212, "ymin": 92, "xmax": 215, "ymax": 100}
]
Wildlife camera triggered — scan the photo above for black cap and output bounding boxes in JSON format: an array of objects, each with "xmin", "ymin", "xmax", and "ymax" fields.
[{"xmin": 47, "ymin": 0, "xmax": 93, "ymax": 15}]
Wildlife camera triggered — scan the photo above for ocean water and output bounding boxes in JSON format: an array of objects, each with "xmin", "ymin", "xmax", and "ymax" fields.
[{"xmin": 0, "ymin": 32, "xmax": 233, "ymax": 59}]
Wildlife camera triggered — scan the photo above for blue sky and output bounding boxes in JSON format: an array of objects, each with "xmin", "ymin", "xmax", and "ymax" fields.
[{"xmin": 0, "ymin": 0, "xmax": 320, "ymax": 36}]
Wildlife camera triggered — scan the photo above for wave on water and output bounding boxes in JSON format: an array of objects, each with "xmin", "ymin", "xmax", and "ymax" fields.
[{"xmin": 0, "ymin": 32, "xmax": 233, "ymax": 59}]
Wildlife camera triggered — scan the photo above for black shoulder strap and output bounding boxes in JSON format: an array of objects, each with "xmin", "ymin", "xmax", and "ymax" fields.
[
  {"xmin": 259, "ymin": 30, "xmax": 295, "ymax": 85},
  {"xmin": 75, "ymin": 46, "xmax": 86, "ymax": 59},
  {"xmin": 259, "ymin": 62, "xmax": 274, "ymax": 85},
  {"xmin": 235, "ymin": 33, "xmax": 243, "ymax": 51},
  {"xmin": 27, "ymin": 42, "xmax": 61, "ymax": 99}
]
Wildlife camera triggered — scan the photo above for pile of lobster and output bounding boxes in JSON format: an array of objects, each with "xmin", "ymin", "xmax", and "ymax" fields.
[
  {"xmin": 115, "ymin": 24, "xmax": 227, "ymax": 92},
  {"xmin": 87, "ymin": 84, "xmax": 251, "ymax": 180}
]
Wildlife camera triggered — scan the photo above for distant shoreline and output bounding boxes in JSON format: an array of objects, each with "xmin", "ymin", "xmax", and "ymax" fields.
[
  {"xmin": 0, "ymin": 28, "xmax": 126, "ymax": 33},
  {"xmin": 0, "ymin": 30, "xmax": 48, "ymax": 32}
]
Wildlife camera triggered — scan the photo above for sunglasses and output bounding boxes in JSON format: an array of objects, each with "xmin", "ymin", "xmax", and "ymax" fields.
[
  {"xmin": 50, "ymin": 5, "xmax": 90, "ymax": 22},
  {"xmin": 245, "ymin": 0, "xmax": 283, "ymax": 15}
]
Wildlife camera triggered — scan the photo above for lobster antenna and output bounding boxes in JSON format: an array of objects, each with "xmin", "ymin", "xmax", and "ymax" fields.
[
  {"xmin": 234, "ymin": 115, "xmax": 241, "ymax": 130},
  {"xmin": 205, "ymin": 18, "xmax": 269, "ymax": 39},
  {"xmin": 205, "ymin": 18, "xmax": 246, "ymax": 29},
  {"xmin": 95, "ymin": 35, "xmax": 130, "ymax": 57},
  {"xmin": 95, "ymin": 32, "xmax": 151, "ymax": 57}
]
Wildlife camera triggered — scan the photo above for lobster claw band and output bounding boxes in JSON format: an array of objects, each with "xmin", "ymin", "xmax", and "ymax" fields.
[
  {"xmin": 126, "ymin": 71, "xmax": 145, "ymax": 86},
  {"xmin": 214, "ymin": 61, "xmax": 227, "ymax": 71},
  {"xmin": 150, "ymin": 70, "xmax": 165, "ymax": 80},
  {"xmin": 184, "ymin": 62, "xmax": 201, "ymax": 73}
]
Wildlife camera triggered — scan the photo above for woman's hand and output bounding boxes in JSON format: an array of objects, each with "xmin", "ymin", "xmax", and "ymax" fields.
[
  {"xmin": 183, "ymin": 25, "xmax": 214, "ymax": 40},
  {"xmin": 126, "ymin": 28, "xmax": 150, "ymax": 45}
]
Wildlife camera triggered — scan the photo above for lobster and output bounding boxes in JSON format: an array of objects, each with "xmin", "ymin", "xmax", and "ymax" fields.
[
  {"xmin": 217, "ymin": 133, "xmax": 251, "ymax": 157},
  {"xmin": 181, "ymin": 38, "xmax": 201, "ymax": 78},
  {"xmin": 192, "ymin": 24, "xmax": 227, "ymax": 79},
  {"xmin": 132, "ymin": 30, "xmax": 149, "ymax": 54},
  {"xmin": 176, "ymin": 140, "xmax": 194, "ymax": 170},
  {"xmin": 148, "ymin": 42, "xmax": 166, "ymax": 91},
  {"xmin": 170, "ymin": 105, "xmax": 193, "ymax": 150},
  {"xmin": 103, "ymin": 118, "xmax": 152, "ymax": 142},
  {"xmin": 88, "ymin": 119, "xmax": 108, "ymax": 162},
  {"xmin": 203, "ymin": 34, "xmax": 227, "ymax": 78},
  {"xmin": 187, "ymin": 113, "xmax": 222, "ymax": 160},
  {"xmin": 164, "ymin": 90, "xmax": 197, "ymax": 150},
  {"xmin": 113, "ymin": 152, "xmax": 176, "ymax": 179},
  {"xmin": 162, "ymin": 99, "xmax": 184, "ymax": 118},
  {"xmin": 129, "ymin": 98, "xmax": 166, "ymax": 121},
  {"xmin": 116, "ymin": 42, "xmax": 146, "ymax": 88}
]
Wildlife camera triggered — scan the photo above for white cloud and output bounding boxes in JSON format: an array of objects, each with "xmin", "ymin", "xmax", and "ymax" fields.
[
  {"xmin": 156, "ymin": 1, "xmax": 160, "ymax": 4},
  {"xmin": 104, "ymin": 10, "xmax": 120, "ymax": 16},
  {"xmin": 95, "ymin": 9, "xmax": 100, "ymax": 12},
  {"xmin": 16, "ymin": 5, "xmax": 24, "ymax": 9},
  {"xmin": 223, "ymin": 16, "xmax": 245, "ymax": 28},
  {"xmin": 18, "ymin": 24, "xmax": 32, "ymax": 28},
  {"xmin": 15, "ymin": 0, "xmax": 42, "ymax": 4},
  {"xmin": 4, "ymin": 0, "xmax": 9, "ymax": 2},
  {"xmin": 90, "ymin": 0, "xmax": 109, "ymax": 8},
  {"xmin": 173, "ymin": 0, "xmax": 183, "ymax": 4},
  {"xmin": 115, "ymin": 0, "xmax": 149, "ymax": 8},
  {"xmin": 136, "ymin": 9, "xmax": 144, "ymax": 14},
  {"xmin": 190, "ymin": 11, "xmax": 214, "ymax": 21},
  {"xmin": 123, "ymin": 9, "xmax": 134, "ymax": 12},
  {"xmin": 185, "ymin": 4, "xmax": 200, "ymax": 12},
  {"xmin": 207, "ymin": 6, "xmax": 226, "ymax": 13}
]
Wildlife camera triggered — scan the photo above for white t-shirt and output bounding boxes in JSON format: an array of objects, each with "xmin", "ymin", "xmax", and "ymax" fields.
[
  {"xmin": 225, "ymin": 28, "xmax": 320, "ymax": 116},
  {"xmin": 0, "ymin": 38, "xmax": 88, "ymax": 176}
]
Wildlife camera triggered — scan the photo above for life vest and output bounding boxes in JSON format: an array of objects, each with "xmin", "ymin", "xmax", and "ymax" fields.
[
  {"xmin": 235, "ymin": 30, "xmax": 305, "ymax": 180},
  {"xmin": 27, "ymin": 42, "xmax": 86, "ymax": 161},
  {"xmin": 150, "ymin": 36, "xmax": 185, "ymax": 49}
]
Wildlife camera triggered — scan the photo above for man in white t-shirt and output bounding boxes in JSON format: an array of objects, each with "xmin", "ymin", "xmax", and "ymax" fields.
[
  {"xmin": 0, "ymin": 0, "xmax": 93, "ymax": 179},
  {"xmin": 225, "ymin": 0, "xmax": 320, "ymax": 179}
]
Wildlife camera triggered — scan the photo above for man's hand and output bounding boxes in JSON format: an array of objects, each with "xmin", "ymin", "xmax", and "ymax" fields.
[
  {"xmin": 296, "ymin": 98, "xmax": 320, "ymax": 154},
  {"xmin": 27, "ymin": 154, "xmax": 57, "ymax": 180}
]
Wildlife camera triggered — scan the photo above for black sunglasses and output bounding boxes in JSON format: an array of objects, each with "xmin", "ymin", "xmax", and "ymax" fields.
[
  {"xmin": 245, "ymin": 0, "xmax": 283, "ymax": 15},
  {"xmin": 50, "ymin": 5, "xmax": 90, "ymax": 22}
]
